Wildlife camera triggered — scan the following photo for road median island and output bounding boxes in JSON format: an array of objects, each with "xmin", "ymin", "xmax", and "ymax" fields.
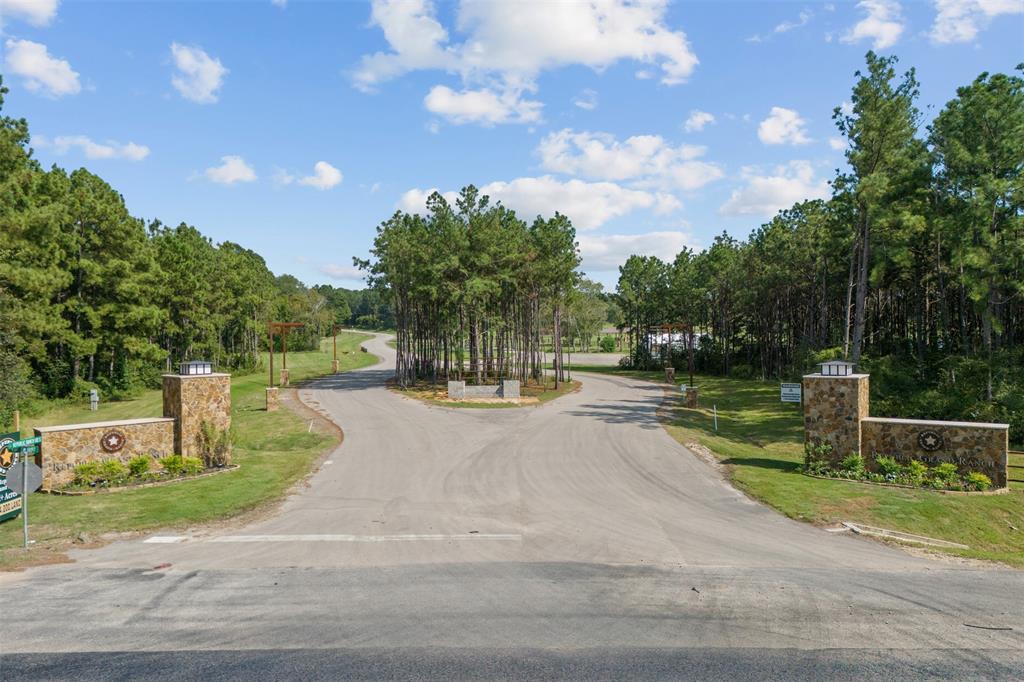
[
  {"xmin": 0, "ymin": 332, "xmax": 375, "ymax": 571},
  {"xmin": 573, "ymin": 364, "xmax": 1024, "ymax": 567},
  {"xmin": 388, "ymin": 378, "xmax": 581, "ymax": 409}
]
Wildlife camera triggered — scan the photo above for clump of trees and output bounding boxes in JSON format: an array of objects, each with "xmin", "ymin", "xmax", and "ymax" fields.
[
  {"xmin": 615, "ymin": 54, "xmax": 1024, "ymax": 439},
  {"xmin": 361, "ymin": 186, "xmax": 580, "ymax": 388},
  {"xmin": 0, "ymin": 77, "xmax": 348, "ymax": 421}
]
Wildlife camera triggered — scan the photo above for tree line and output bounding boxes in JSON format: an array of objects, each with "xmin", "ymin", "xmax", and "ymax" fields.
[
  {"xmin": 360, "ymin": 186, "xmax": 580, "ymax": 388},
  {"xmin": 0, "ymin": 77, "xmax": 353, "ymax": 425},
  {"xmin": 615, "ymin": 53, "xmax": 1023, "ymax": 438}
]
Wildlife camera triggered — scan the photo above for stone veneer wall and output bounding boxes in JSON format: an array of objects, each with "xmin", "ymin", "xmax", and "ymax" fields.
[
  {"xmin": 162, "ymin": 373, "xmax": 231, "ymax": 457},
  {"xmin": 802, "ymin": 374, "xmax": 869, "ymax": 464},
  {"xmin": 447, "ymin": 380, "xmax": 520, "ymax": 400},
  {"xmin": 34, "ymin": 418, "xmax": 175, "ymax": 489},
  {"xmin": 861, "ymin": 417, "xmax": 1008, "ymax": 488}
]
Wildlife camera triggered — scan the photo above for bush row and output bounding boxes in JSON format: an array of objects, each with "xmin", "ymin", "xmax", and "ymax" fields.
[
  {"xmin": 71, "ymin": 454, "xmax": 205, "ymax": 489},
  {"xmin": 803, "ymin": 442, "xmax": 993, "ymax": 492}
]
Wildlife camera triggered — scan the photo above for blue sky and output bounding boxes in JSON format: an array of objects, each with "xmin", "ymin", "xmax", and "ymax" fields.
[{"xmin": 1, "ymin": 0, "xmax": 1020, "ymax": 290}]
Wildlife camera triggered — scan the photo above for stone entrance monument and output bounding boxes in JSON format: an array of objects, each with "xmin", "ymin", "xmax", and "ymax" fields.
[
  {"xmin": 802, "ymin": 360, "xmax": 1008, "ymax": 488},
  {"xmin": 162, "ymin": 360, "xmax": 232, "ymax": 458}
]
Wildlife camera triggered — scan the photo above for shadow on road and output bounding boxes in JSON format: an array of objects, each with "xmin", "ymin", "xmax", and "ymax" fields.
[
  {"xmin": 303, "ymin": 367, "xmax": 392, "ymax": 393},
  {"xmin": 565, "ymin": 392, "xmax": 665, "ymax": 430}
]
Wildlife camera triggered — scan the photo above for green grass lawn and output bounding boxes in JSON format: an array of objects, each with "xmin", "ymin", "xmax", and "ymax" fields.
[
  {"xmin": 575, "ymin": 365, "xmax": 1024, "ymax": 567},
  {"xmin": 0, "ymin": 332, "xmax": 375, "ymax": 567}
]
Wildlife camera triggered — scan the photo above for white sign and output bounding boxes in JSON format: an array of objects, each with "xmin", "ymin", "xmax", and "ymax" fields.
[{"xmin": 781, "ymin": 383, "xmax": 802, "ymax": 403}]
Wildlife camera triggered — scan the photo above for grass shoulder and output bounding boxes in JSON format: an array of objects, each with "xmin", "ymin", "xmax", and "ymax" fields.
[
  {"xmin": 0, "ymin": 332, "xmax": 376, "ymax": 570},
  {"xmin": 573, "ymin": 364, "xmax": 1024, "ymax": 567},
  {"xmin": 390, "ymin": 378, "xmax": 581, "ymax": 409}
]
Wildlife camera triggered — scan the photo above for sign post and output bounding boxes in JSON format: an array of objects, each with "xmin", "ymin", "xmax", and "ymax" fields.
[
  {"xmin": 6, "ymin": 437, "xmax": 42, "ymax": 548},
  {"xmin": 781, "ymin": 383, "xmax": 802, "ymax": 404}
]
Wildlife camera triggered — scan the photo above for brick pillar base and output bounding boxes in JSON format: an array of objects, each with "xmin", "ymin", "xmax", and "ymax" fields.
[
  {"xmin": 685, "ymin": 387, "xmax": 699, "ymax": 409},
  {"xmin": 280, "ymin": 368, "xmax": 290, "ymax": 387},
  {"xmin": 266, "ymin": 387, "xmax": 279, "ymax": 412},
  {"xmin": 331, "ymin": 359, "xmax": 339, "ymax": 374}
]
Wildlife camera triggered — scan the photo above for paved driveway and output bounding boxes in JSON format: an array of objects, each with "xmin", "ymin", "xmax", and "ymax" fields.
[{"xmin": 2, "ymin": 333, "xmax": 1022, "ymax": 679}]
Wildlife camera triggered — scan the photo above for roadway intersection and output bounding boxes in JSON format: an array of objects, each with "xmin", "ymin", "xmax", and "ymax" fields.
[{"xmin": 2, "ymin": 333, "xmax": 1022, "ymax": 679}]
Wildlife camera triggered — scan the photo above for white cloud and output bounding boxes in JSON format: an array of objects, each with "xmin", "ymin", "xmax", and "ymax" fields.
[
  {"xmin": 757, "ymin": 107, "xmax": 811, "ymax": 145},
  {"xmin": 354, "ymin": 0, "xmax": 698, "ymax": 126},
  {"xmin": 356, "ymin": 0, "xmax": 698, "ymax": 88},
  {"xmin": 930, "ymin": 0, "xmax": 1023, "ymax": 43},
  {"xmin": 829, "ymin": 137, "xmax": 846, "ymax": 150},
  {"xmin": 170, "ymin": 43, "xmax": 228, "ymax": 104},
  {"xmin": 573, "ymin": 88, "xmax": 598, "ymax": 111},
  {"xmin": 298, "ymin": 161, "xmax": 343, "ymax": 190},
  {"xmin": 271, "ymin": 0, "xmax": 287, "ymax": 7},
  {"xmin": 204, "ymin": 155, "xmax": 256, "ymax": 185},
  {"xmin": 839, "ymin": 100, "xmax": 854, "ymax": 116},
  {"xmin": 842, "ymin": 0, "xmax": 904, "ymax": 50},
  {"xmin": 318, "ymin": 263, "xmax": 364, "ymax": 280},
  {"xmin": 578, "ymin": 231, "xmax": 698, "ymax": 272},
  {"xmin": 537, "ymin": 128, "xmax": 723, "ymax": 191},
  {"xmin": 683, "ymin": 110, "xmax": 715, "ymax": 132},
  {"xmin": 775, "ymin": 10, "xmax": 812, "ymax": 33},
  {"xmin": 0, "ymin": 0, "xmax": 59, "ymax": 26},
  {"xmin": 720, "ymin": 161, "xmax": 830, "ymax": 217},
  {"xmin": 398, "ymin": 176, "xmax": 680, "ymax": 230},
  {"xmin": 3, "ymin": 39, "xmax": 80, "ymax": 97},
  {"xmin": 48, "ymin": 135, "xmax": 149, "ymax": 161},
  {"xmin": 424, "ymin": 84, "xmax": 542, "ymax": 125}
]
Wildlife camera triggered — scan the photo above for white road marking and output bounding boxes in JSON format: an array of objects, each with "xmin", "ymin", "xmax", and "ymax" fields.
[
  {"xmin": 208, "ymin": 533, "xmax": 521, "ymax": 543},
  {"xmin": 143, "ymin": 536, "xmax": 188, "ymax": 543}
]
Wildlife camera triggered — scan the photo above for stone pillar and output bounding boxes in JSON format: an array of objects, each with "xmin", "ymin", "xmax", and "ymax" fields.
[
  {"xmin": 447, "ymin": 381, "xmax": 466, "ymax": 400},
  {"xmin": 802, "ymin": 372, "xmax": 869, "ymax": 464},
  {"xmin": 685, "ymin": 386, "xmax": 699, "ymax": 409},
  {"xmin": 331, "ymin": 359, "xmax": 340, "ymax": 374},
  {"xmin": 265, "ymin": 387, "xmax": 279, "ymax": 412},
  {"xmin": 501, "ymin": 380, "xmax": 520, "ymax": 399},
  {"xmin": 664, "ymin": 367, "xmax": 675, "ymax": 383},
  {"xmin": 280, "ymin": 368, "xmax": 290, "ymax": 387},
  {"xmin": 163, "ymin": 373, "xmax": 232, "ymax": 458}
]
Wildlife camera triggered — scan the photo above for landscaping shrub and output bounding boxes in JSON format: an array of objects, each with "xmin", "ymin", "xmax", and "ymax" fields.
[
  {"xmin": 904, "ymin": 460, "xmax": 928, "ymax": 486},
  {"xmin": 874, "ymin": 455, "xmax": 901, "ymax": 478},
  {"xmin": 931, "ymin": 462, "xmax": 961, "ymax": 489},
  {"xmin": 803, "ymin": 441, "xmax": 832, "ymax": 474},
  {"xmin": 182, "ymin": 456, "xmax": 204, "ymax": 476},
  {"xmin": 965, "ymin": 471, "xmax": 993, "ymax": 491},
  {"xmin": 73, "ymin": 461, "xmax": 102, "ymax": 486},
  {"xmin": 98, "ymin": 459, "xmax": 127, "ymax": 484},
  {"xmin": 198, "ymin": 422, "xmax": 233, "ymax": 468},
  {"xmin": 128, "ymin": 456, "xmax": 150, "ymax": 478},
  {"xmin": 160, "ymin": 455, "xmax": 186, "ymax": 477},
  {"xmin": 839, "ymin": 452, "xmax": 865, "ymax": 476},
  {"xmin": 599, "ymin": 335, "xmax": 616, "ymax": 353}
]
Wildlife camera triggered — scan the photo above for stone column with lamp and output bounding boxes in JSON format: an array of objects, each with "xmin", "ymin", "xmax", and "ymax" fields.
[
  {"xmin": 802, "ymin": 360, "xmax": 868, "ymax": 465},
  {"xmin": 163, "ymin": 360, "xmax": 232, "ymax": 458}
]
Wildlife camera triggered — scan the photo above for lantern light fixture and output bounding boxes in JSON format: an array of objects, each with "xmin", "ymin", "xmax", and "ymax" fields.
[
  {"xmin": 180, "ymin": 360, "xmax": 213, "ymax": 376},
  {"xmin": 818, "ymin": 360, "xmax": 856, "ymax": 377}
]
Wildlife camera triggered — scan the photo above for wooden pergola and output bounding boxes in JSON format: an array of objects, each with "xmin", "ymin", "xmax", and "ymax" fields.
[{"xmin": 268, "ymin": 322, "xmax": 305, "ymax": 387}]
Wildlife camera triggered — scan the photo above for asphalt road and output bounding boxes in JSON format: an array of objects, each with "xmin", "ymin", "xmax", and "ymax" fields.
[{"xmin": 2, "ymin": 333, "xmax": 1022, "ymax": 680}]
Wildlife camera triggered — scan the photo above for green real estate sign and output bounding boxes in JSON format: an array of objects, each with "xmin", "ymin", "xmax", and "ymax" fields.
[{"xmin": 0, "ymin": 431, "xmax": 23, "ymax": 523}]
